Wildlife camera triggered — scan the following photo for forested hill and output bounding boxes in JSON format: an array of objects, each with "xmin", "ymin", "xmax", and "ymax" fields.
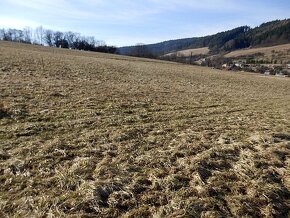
[{"xmin": 118, "ymin": 19, "xmax": 290, "ymax": 56}]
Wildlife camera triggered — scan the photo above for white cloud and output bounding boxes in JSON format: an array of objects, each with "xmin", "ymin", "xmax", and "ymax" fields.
[{"xmin": 0, "ymin": 17, "xmax": 41, "ymax": 29}]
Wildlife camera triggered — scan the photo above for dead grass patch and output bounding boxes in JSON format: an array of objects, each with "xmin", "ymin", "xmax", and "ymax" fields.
[{"xmin": 0, "ymin": 41, "xmax": 289, "ymax": 217}]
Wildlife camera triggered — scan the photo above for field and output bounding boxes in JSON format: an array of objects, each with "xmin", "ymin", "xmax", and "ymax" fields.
[
  {"xmin": 225, "ymin": 43, "xmax": 290, "ymax": 63},
  {"xmin": 0, "ymin": 41, "xmax": 290, "ymax": 217},
  {"xmin": 163, "ymin": 47, "xmax": 209, "ymax": 57}
]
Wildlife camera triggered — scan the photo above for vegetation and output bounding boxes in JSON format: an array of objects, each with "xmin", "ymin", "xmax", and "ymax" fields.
[
  {"xmin": 0, "ymin": 26, "xmax": 117, "ymax": 53},
  {"xmin": 118, "ymin": 19, "xmax": 290, "ymax": 56},
  {"xmin": 225, "ymin": 43, "xmax": 290, "ymax": 64},
  {"xmin": 0, "ymin": 102, "xmax": 10, "ymax": 119},
  {"xmin": 129, "ymin": 43, "xmax": 155, "ymax": 58},
  {"xmin": 163, "ymin": 47, "xmax": 210, "ymax": 57},
  {"xmin": 0, "ymin": 41, "xmax": 290, "ymax": 217}
]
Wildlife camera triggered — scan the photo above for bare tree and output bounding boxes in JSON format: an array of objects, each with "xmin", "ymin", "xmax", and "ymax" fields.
[
  {"xmin": 132, "ymin": 43, "xmax": 154, "ymax": 58},
  {"xmin": 0, "ymin": 28, "xmax": 4, "ymax": 40},
  {"xmin": 44, "ymin": 29, "xmax": 54, "ymax": 46},
  {"xmin": 16, "ymin": 29, "xmax": 24, "ymax": 42},
  {"xmin": 35, "ymin": 26, "xmax": 44, "ymax": 45},
  {"xmin": 23, "ymin": 27, "xmax": 32, "ymax": 43},
  {"xmin": 72, "ymin": 33, "xmax": 81, "ymax": 49},
  {"xmin": 86, "ymin": 36, "xmax": 96, "ymax": 47},
  {"xmin": 65, "ymin": 31, "xmax": 78, "ymax": 49},
  {"xmin": 53, "ymin": 31, "xmax": 64, "ymax": 48},
  {"xmin": 0, "ymin": 26, "xmax": 116, "ymax": 54},
  {"xmin": 95, "ymin": 40, "xmax": 106, "ymax": 47},
  {"xmin": 7, "ymin": 29, "xmax": 14, "ymax": 41}
]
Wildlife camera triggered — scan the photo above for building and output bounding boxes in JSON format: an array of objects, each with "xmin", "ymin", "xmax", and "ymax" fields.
[
  {"xmin": 234, "ymin": 63, "xmax": 243, "ymax": 68},
  {"xmin": 275, "ymin": 72, "xmax": 287, "ymax": 77}
]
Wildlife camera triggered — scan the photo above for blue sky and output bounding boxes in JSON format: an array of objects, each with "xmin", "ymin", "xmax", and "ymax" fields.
[{"xmin": 0, "ymin": 0, "xmax": 290, "ymax": 46}]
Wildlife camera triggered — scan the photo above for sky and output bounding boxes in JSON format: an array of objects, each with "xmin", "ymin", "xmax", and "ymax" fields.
[{"xmin": 0, "ymin": 0, "xmax": 290, "ymax": 47}]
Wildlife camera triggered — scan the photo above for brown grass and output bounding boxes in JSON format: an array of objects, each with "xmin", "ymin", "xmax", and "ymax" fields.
[
  {"xmin": 164, "ymin": 47, "xmax": 210, "ymax": 57},
  {"xmin": 0, "ymin": 41, "xmax": 290, "ymax": 217},
  {"xmin": 225, "ymin": 43, "xmax": 290, "ymax": 61}
]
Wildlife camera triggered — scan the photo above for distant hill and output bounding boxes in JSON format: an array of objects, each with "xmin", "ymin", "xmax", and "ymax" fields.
[
  {"xmin": 224, "ymin": 43, "xmax": 290, "ymax": 58},
  {"xmin": 118, "ymin": 19, "xmax": 290, "ymax": 56}
]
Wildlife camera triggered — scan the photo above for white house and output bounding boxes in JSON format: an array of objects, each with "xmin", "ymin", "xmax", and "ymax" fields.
[
  {"xmin": 275, "ymin": 72, "xmax": 287, "ymax": 77},
  {"xmin": 234, "ymin": 63, "xmax": 243, "ymax": 68}
]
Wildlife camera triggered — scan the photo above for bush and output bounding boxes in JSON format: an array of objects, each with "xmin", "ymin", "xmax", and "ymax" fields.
[{"xmin": 0, "ymin": 102, "xmax": 10, "ymax": 119}]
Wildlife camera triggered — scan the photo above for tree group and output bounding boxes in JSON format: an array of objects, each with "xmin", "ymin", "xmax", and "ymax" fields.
[{"xmin": 0, "ymin": 26, "xmax": 117, "ymax": 54}]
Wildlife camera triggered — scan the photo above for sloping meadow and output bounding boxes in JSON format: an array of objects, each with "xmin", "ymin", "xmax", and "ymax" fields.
[{"xmin": 0, "ymin": 41, "xmax": 290, "ymax": 217}]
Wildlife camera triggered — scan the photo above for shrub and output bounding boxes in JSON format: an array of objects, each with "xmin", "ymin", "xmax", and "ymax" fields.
[{"xmin": 0, "ymin": 102, "xmax": 10, "ymax": 119}]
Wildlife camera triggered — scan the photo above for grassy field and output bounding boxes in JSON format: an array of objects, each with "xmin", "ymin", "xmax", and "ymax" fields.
[
  {"xmin": 225, "ymin": 43, "xmax": 290, "ymax": 63},
  {"xmin": 163, "ymin": 47, "xmax": 209, "ymax": 57},
  {"xmin": 0, "ymin": 41, "xmax": 290, "ymax": 217}
]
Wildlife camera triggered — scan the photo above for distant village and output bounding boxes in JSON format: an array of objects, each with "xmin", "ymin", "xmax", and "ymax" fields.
[
  {"xmin": 194, "ymin": 56, "xmax": 290, "ymax": 77},
  {"xmin": 219, "ymin": 62, "xmax": 290, "ymax": 77},
  {"xmin": 160, "ymin": 51, "xmax": 290, "ymax": 77}
]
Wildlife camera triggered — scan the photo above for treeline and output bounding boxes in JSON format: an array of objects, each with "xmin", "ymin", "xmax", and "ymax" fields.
[
  {"xmin": 250, "ymin": 20, "xmax": 290, "ymax": 46},
  {"xmin": 126, "ymin": 43, "xmax": 156, "ymax": 58},
  {"xmin": 118, "ymin": 19, "xmax": 290, "ymax": 56},
  {"xmin": 0, "ymin": 26, "xmax": 117, "ymax": 53},
  {"xmin": 118, "ymin": 26, "xmax": 251, "ymax": 56}
]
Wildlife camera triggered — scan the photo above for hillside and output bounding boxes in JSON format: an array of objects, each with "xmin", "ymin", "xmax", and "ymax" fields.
[
  {"xmin": 118, "ymin": 26, "xmax": 249, "ymax": 56},
  {"xmin": 163, "ymin": 47, "xmax": 210, "ymax": 57},
  {"xmin": 1, "ymin": 41, "xmax": 290, "ymax": 217},
  {"xmin": 225, "ymin": 43, "xmax": 290, "ymax": 58},
  {"xmin": 118, "ymin": 19, "xmax": 290, "ymax": 56},
  {"xmin": 225, "ymin": 43, "xmax": 290, "ymax": 63}
]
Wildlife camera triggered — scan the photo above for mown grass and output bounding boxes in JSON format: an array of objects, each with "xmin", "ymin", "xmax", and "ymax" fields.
[{"xmin": 0, "ymin": 41, "xmax": 290, "ymax": 217}]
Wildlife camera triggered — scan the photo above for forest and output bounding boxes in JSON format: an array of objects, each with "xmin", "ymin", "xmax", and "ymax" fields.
[{"xmin": 118, "ymin": 19, "xmax": 290, "ymax": 56}]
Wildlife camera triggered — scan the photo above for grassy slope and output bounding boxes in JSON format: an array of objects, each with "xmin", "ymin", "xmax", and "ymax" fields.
[
  {"xmin": 163, "ymin": 47, "xmax": 209, "ymax": 57},
  {"xmin": 0, "ymin": 41, "xmax": 290, "ymax": 217},
  {"xmin": 225, "ymin": 43, "xmax": 290, "ymax": 59}
]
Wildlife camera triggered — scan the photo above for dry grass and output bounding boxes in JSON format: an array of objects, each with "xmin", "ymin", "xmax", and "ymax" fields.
[
  {"xmin": 0, "ymin": 41, "xmax": 290, "ymax": 217},
  {"xmin": 164, "ymin": 47, "xmax": 210, "ymax": 57},
  {"xmin": 225, "ymin": 43, "xmax": 290, "ymax": 62}
]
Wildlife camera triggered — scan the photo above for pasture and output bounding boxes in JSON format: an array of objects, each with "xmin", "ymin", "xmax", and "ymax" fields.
[{"xmin": 0, "ymin": 41, "xmax": 289, "ymax": 217}]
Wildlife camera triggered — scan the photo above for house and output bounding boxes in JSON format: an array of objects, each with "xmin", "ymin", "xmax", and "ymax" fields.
[
  {"xmin": 222, "ymin": 64, "xmax": 227, "ymax": 68},
  {"xmin": 275, "ymin": 72, "xmax": 287, "ymax": 77},
  {"xmin": 234, "ymin": 63, "xmax": 243, "ymax": 68}
]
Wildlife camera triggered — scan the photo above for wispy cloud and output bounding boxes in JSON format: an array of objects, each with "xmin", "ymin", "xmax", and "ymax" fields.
[
  {"xmin": 6, "ymin": 0, "xmax": 96, "ymax": 19},
  {"xmin": 1, "ymin": 0, "xmax": 290, "ymax": 46}
]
